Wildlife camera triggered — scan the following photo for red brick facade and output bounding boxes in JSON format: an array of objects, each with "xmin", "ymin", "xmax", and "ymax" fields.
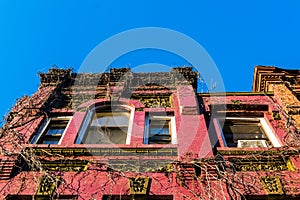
[{"xmin": 1, "ymin": 66, "xmax": 300, "ymax": 199}]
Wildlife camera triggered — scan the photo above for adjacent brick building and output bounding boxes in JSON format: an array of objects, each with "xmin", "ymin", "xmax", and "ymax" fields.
[{"xmin": 1, "ymin": 66, "xmax": 300, "ymax": 199}]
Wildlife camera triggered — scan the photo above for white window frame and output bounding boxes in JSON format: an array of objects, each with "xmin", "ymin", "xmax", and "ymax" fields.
[
  {"xmin": 217, "ymin": 117, "xmax": 281, "ymax": 148},
  {"xmin": 144, "ymin": 115, "xmax": 177, "ymax": 144},
  {"xmin": 76, "ymin": 105, "xmax": 134, "ymax": 145},
  {"xmin": 32, "ymin": 116, "xmax": 72, "ymax": 145}
]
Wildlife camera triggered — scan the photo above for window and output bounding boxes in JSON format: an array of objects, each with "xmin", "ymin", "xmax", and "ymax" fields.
[
  {"xmin": 102, "ymin": 195, "xmax": 173, "ymax": 200},
  {"xmin": 217, "ymin": 117, "xmax": 281, "ymax": 148},
  {"xmin": 31, "ymin": 117, "xmax": 71, "ymax": 144},
  {"xmin": 76, "ymin": 105, "xmax": 133, "ymax": 144},
  {"xmin": 144, "ymin": 114, "xmax": 177, "ymax": 144},
  {"xmin": 6, "ymin": 195, "xmax": 77, "ymax": 200}
]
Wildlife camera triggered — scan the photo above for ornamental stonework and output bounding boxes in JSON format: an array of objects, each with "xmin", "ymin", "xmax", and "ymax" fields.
[
  {"xmin": 40, "ymin": 160, "xmax": 89, "ymax": 172},
  {"xmin": 108, "ymin": 159, "xmax": 173, "ymax": 172},
  {"xmin": 260, "ymin": 176, "xmax": 284, "ymax": 195},
  {"xmin": 131, "ymin": 94, "xmax": 172, "ymax": 108},
  {"xmin": 36, "ymin": 176, "xmax": 61, "ymax": 195},
  {"xmin": 229, "ymin": 157, "xmax": 294, "ymax": 171},
  {"xmin": 31, "ymin": 147, "xmax": 178, "ymax": 157},
  {"xmin": 129, "ymin": 176, "xmax": 150, "ymax": 195}
]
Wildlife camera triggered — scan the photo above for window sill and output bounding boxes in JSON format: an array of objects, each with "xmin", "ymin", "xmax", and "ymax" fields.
[
  {"xmin": 26, "ymin": 143, "xmax": 178, "ymax": 148},
  {"xmin": 216, "ymin": 146, "xmax": 289, "ymax": 156}
]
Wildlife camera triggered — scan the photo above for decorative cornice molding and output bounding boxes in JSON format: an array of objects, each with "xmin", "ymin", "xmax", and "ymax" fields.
[
  {"xmin": 30, "ymin": 147, "xmax": 178, "ymax": 157},
  {"xmin": 229, "ymin": 157, "xmax": 295, "ymax": 171}
]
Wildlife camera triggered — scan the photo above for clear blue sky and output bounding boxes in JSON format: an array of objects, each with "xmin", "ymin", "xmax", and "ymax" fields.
[{"xmin": 1, "ymin": 1, "xmax": 300, "ymax": 120}]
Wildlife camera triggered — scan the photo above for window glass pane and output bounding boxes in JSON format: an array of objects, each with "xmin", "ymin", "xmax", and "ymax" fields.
[
  {"xmin": 46, "ymin": 128, "xmax": 65, "ymax": 135},
  {"xmin": 84, "ymin": 127, "xmax": 127, "ymax": 144},
  {"xmin": 148, "ymin": 119, "xmax": 171, "ymax": 144},
  {"xmin": 35, "ymin": 119, "xmax": 69, "ymax": 144},
  {"xmin": 149, "ymin": 120, "xmax": 170, "ymax": 135},
  {"xmin": 149, "ymin": 136, "xmax": 171, "ymax": 144},
  {"xmin": 91, "ymin": 113, "xmax": 129, "ymax": 127},
  {"xmin": 221, "ymin": 119, "xmax": 268, "ymax": 147},
  {"xmin": 150, "ymin": 127, "xmax": 169, "ymax": 135},
  {"xmin": 46, "ymin": 120, "xmax": 69, "ymax": 135},
  {"xmin": 41, "ymin": 137, "xmax": 61, "ymax": 144},
  {"xmin": 82, "ymin": 110, "xmax": 129, "ymax": 144}
]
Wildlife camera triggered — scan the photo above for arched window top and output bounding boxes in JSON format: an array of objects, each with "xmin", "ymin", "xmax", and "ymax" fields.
[
  {"xmin": 77, "ymin": 99, "xmax": 142, "ymax": 112},
  {"xmin": 75, "ymin": 102, "xmax": 134, "ymax": 145},
  {"xmin": 91, "ymin": 102, "xmax": 134, "ymax": 112}
]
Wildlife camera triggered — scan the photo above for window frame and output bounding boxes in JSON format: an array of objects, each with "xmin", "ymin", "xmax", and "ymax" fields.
[
  {"xmin": 75, "ymin": 105, "xmax": 134, "ymax": 145},
  {"xmin": 216, "ymin": 117, "xmax": 281, "ymax": 148},
  {"xmin": 144, "ymin": 115, "xmax": 177, "ymax": 144},
  {"xmin": 31, "ymin": 116, "xmax": 72, "ymax": 145}
]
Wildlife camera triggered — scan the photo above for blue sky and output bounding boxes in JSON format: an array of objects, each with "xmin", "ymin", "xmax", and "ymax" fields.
[{"xmin": 1, "ymin": 1, "xmax": 300, "ymax": 120}]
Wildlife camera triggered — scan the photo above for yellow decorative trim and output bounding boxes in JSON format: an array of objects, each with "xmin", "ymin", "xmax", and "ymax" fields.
[
  {"xmin": 286, "ymin": 159, "xmax": 296, "ymax": 171},
  {"xmin": 31, "ymin": 147, "xmax": 178, "ymax": 157},
  {"xmin": 217, "ymin": 148, "xmax": 300, "ymax": 156},
  {"xmin": 132, "ymin": 94, "xmax": 172, "ymax": 108},
  {"xmin": 40, "ymin": 160, "xmax": 89, "ymax": 172},
  {"xmin": 36, "ymin": 176, "xmax": 61, "ymax": 196},
  {"xmin": 229, "ymin": 157, "xmax": 294, "ymax": 171},
  {"xmin": 129, "ymin": 176, "xmax": 150, "ymax": 195},
  {"xmin": 108, "ymin": 159, "xmax": 173, "ymax": 172},
  {"xmin": 272, "ymin": 111, "xmax": 281, "ymax": 120},
  {"xmin": 260, "ymin": 176, "xmax": 284, "ymax": 195}
]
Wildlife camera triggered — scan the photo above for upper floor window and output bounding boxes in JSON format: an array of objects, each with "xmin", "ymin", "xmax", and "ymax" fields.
[
  {"xmin": 144, "ymin": 114, "xmax": 177, "ymax": 144},
  {"xmin": 102, "ymin": 195, "xmax": 173, "ymax": 200},
  {"xmin": 217, "ymin": 117, "xmax": 281, "ymax": 148},
  {"xmin": 76, "ymin": 105, "xmax": 133, "ymax": 144},
  {"xmin": 6, "ymin": 195, "xmax": 78, "ymax": 200},
  {"xmin": 31, "ymin": 117, "xmax": 71, "ymax": 145}
]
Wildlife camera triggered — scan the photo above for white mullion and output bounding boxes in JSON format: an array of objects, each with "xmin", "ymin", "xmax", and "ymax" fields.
[
  {"xmin": 259, "ymin": 118, "xmax": 281, "ymax": 147},
  {"xmin": 170, "ymin": 117, "xmax": 177, "ymax": 144},
  {"xmin": 125, "ymin": 108, "xmax": 134, "ymax": 145},
  {"xmin": 76, "ymin": 110, "xmax": 93, "ymax": 144},
  {"xmin": 57, "ymin": 117, "xmax": 72, "ymax": 145}
]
